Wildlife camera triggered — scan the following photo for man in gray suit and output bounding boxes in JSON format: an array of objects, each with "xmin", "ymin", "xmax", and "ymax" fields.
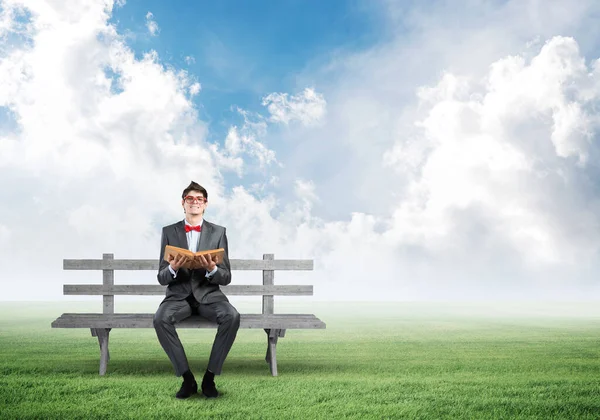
[{"xmin": 154, "ymin": 181, "xmax": 240, "ymax": 399}]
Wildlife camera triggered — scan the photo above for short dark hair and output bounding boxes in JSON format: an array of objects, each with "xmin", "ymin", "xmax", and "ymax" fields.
[{"xmin": 182, "ymin": 181, "xmax": 208, "ymax": 200}]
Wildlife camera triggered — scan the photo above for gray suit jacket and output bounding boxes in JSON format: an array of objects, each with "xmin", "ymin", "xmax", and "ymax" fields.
[{"xmin": 157, "ymin": 220, "xmax": 231, "ymax": 304}]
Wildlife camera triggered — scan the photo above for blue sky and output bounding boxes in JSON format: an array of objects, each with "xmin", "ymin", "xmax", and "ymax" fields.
[
  {"xmin": 2, "ymin": 0, "xmax": 600, "ymax": 301},
  {"xmin": 101, "ymin": 0, "xmax": 394, "ymax": 220},
  {"xmin": 109, "ymin": 0, "xmax": 384, "ymax": 142}
]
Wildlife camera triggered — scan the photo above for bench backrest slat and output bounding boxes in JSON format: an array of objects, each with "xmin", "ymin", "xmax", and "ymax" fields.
[
  {"xmin": 63, "ymin": 259, "xmax": 313, "ymax": 271},
  {"xmin": 64, "ymin": 284, "xmax": 313, "ymax": 296},
  {"xmin": 103, "ymin": 253, "xmax": 114, "ymax": 314},
  {"xmin": 263, "ymin": 254, "xmax": 274, "ymax": 315}
]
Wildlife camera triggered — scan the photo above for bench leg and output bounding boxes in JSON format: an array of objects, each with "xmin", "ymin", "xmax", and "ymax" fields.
[
  {"xmin": 90, "ymin": 328, "xmax": 111, "ymax": 376},
  {"xmin": 264, "ymin": 329, "xmax": 286, "ymax": 376}
]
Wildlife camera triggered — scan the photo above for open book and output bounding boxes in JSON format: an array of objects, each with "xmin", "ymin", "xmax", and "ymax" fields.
[{"xmin": 163, "ymin": 245, "xmax": 225, "ymax": 269}]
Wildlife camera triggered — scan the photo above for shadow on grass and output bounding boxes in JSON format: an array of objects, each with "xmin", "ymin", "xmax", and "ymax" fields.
[
  {"xmin": 3, "ymin": 358, "xmax": 348, "ymax": 377},
  {"xmin": 105, "ymin": 358, "xmax": 349, "ymax": 377}
]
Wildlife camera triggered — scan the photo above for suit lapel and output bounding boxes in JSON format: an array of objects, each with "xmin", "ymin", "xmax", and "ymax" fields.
[
  {"xmin": 198, "ymin": 220, "xmax": 212, "ymax": 251},
  {"xmin": 175, "ymin": 221, "xmax": 189, "ymax": 250}
]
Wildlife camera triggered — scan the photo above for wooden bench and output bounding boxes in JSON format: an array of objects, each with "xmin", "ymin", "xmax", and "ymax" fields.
[{"xmin": 51, "ymin": 253, "xmax": 326, "ymax": 376}]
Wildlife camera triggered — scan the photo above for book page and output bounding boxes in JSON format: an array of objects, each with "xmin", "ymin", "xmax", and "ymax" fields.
[{"xmin": 164, "ymin": 245, "xmax": 225, "ymax": 269}]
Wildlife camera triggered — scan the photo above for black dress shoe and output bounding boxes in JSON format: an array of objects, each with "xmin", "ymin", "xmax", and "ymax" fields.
[
  {"xmin": 201, "ymin": 379, "xmax": 219, "ymax": 398},
  {"xmin": 176, "ymin": 380, "xmax": 198, "ymax": 399}
]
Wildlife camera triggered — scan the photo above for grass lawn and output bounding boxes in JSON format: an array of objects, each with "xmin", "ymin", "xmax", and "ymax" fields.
[{"xmin": 0, "ymin": 301, "xmax": 598, "ymax": 419}]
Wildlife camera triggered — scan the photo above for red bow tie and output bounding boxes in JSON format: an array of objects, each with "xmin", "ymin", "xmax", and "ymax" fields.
[{"xmin": 185, "ymin": 224, "xmax": 202, "ymax": 233}]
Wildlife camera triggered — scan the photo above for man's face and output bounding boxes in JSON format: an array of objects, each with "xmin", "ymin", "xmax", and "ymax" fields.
[{"xmin": 182, "ymin": 190, "xmax": 207, "ymax": 215}]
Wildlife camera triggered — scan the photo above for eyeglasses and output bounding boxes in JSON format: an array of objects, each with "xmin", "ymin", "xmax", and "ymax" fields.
[{"xmin": 184, "ymin": 196, "xmax": 206, "ymax": 204}]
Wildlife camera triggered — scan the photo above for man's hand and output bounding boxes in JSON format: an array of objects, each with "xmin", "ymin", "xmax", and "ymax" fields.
[
  {"xmin": 168, "ymin": 254, "xmax": 189, "ymax": 271},
  {"xmin": 195, "ymin": 253, "xmax": 218, "ymax": 272}
]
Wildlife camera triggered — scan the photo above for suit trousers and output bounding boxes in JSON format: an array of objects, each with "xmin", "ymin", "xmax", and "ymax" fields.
[{"xmin": 153, "ymin": 296, "xmax": 240, "ymax": 376}]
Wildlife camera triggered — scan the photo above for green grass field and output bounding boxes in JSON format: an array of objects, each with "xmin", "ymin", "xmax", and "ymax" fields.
[{"xmin": 0, "ymin": 301, "xmax": 598, "ymax": 419}]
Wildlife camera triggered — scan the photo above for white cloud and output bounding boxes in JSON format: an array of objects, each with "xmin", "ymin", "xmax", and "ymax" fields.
[
  {"xmin": 189, "ymin": 81, "xmax": 200, "ymax": 96},
  {"xmin": 0, "ymin": 2, "xmax": 27, "ymax": 39},
  {"xmin": 294, "ymin": 179, "xmax": 318, "ymax": 211},
  {"xmin": 262, "ymin": 87, "xmax": 327, "ymax": 126},
  {"xmin": 213, "ymin": 108, "xmax": 277, "ymax": 176},
  {"xmin": 256, "ymin": 1, "xmax": 600, "ymax": 300},
  {"xmin": 145, "ymin": 11, "xmax": 158, "ymax": 36},
  {"xmin": 2, "ymin": 0, "xmax": 600, "ymax": 303},
  {"xmin": 184, "ymin": 55, "xmax": 195, "ymax": 65},
  {"xmin": 0, "ymin": 0, "xmax": 224, "ymax": 295},
  {"xmin": 224, "ymin": 126, "xmax": 242, "ymax": 156},
  {"xmin": 223, "ymin": 125, "xmax": 276, "ymax": 170},
  {"xmin": 383, "ymin": 36, "xmax": 600, "ymax": 274}
]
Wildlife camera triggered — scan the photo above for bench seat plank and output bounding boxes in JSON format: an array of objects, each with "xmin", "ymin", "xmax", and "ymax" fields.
[{"xmin": 52, "ymin": 313, "xmax": 326, "ymax": 329}]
